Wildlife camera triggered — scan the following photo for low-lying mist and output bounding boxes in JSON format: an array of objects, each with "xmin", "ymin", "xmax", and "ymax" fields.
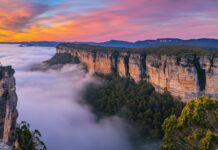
[{"xmin": 0, "ymin": 44, "xmax": 133, "ymax": 150}]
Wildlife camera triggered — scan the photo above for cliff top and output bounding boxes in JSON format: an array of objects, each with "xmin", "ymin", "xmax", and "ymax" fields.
[
  {"xmin": 0, "ymin": 66, "xmax": 15, "ymax": 80},
  {"xmin": 143, "ymin": 45, "xmax": 217, "ymax": 56},
  {"xmin": 57, "ymin": 43, "xmax": 217, "ymax": 56},
  {"xmin": 57, "ymin": 43, "xmax": 131, "ymax": 52}
]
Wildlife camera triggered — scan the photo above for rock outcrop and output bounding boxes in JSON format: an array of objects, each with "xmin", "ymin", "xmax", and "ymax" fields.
[
  {"xmin": 0, "ymin": 66, "xmax": 18, "ymax": 145},
  {"xmin": 55, "ymin": 44, "xmax": 218, "ymax": 101}
]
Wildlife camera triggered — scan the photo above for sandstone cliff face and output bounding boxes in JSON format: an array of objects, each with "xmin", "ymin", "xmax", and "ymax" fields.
[
  {"xmin": 0, "ymin": 66, "xmax": 18, "ymax": 145},
  {"xmin": 146, "ymin": 55, "xmax": 199, "ymax": 100},
  {"xmin": 56, "ymin": 45, "xmax": 218, "ymax": 101},
  {"xmin": 117, "ymin": 52, "xmax": 129, "ymax": 77}
]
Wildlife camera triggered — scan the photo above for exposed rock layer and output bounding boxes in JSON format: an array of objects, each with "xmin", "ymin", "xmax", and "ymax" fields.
[
  {"xmin": 56, "ymin": 45, "xmax": 218, "ymax": 101},
  {"xmin": 0, "ymin": 66, "xmax": 18, "ymax": 145}
]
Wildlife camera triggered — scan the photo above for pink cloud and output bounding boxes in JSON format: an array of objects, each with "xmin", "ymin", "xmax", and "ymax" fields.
[
  {"xmin": 0, "ymin": 0, "xmax": 49, "ymax": 31},
  {"xmin": 0, "ymin": 0, "xmax": 218, "ymax": 42}
]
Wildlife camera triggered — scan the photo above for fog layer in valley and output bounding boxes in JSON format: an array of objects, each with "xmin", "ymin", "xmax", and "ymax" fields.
[{"xmin": 0, "ymin": 44, "xmax": 133, "ymax": 150}]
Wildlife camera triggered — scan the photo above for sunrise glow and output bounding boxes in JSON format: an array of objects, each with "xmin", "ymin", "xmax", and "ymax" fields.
[{"xmin": 0, "ymin": 0, "xmax": 218, "ymax": 42}]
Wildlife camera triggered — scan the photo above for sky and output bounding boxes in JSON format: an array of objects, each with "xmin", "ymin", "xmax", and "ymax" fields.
[{"xmin": 0, "ymin": 0, "xmax": 218, "ymax": 42}]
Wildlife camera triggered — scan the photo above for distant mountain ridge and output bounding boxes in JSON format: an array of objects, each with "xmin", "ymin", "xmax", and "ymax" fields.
[
  {"xmin": 96, "ymin": 38, "xmax": 218, "ymax": 48},
  {"xmin": 1, "ymin": 38, "xmax": 218, "ymax": 48}
]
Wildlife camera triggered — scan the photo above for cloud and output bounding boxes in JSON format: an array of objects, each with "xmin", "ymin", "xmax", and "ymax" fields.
[
  {"xmin": 0, "ymin": 0, "xmax": 49, "ymax": 31},
  {"xmin": 0, "ymin": 44, "xmax": 134, "ymax": 150},
  {"xmin": 0, "ymin": 0, "xmax": 218, "ymax": 42}
]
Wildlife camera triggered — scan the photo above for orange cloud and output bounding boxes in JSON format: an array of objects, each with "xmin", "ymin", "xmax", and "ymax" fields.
[
  {"xmin": 0, "ymin": 0, "xmax": 218, "ymax": 42},
  {"xmin": 0, "ymin": 1, "xmax": 134, "ymax": 42}
]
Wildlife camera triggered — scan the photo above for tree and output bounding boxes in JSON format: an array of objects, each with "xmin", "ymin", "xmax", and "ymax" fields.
[
  {"xmin": 162, "ymin": 96, "xmax": 218, "ymax": 150},
  {"xmin": 14, "ymin": 121, "xmax": 46, "ymax": 150},
  {"xmin": 84, "ymin": 74, "xmax": 184, "ymax": 140}
]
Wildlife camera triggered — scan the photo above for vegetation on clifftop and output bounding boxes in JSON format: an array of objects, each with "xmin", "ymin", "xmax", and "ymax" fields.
[
  {"xmin": 84, "ymin": 74, "xmax": 184, "ymax": 140},
  {"xmin": 143, "ymin": 45, "xmax": 217, "ymax": 56},
  {"xmin": 161, "ymin": 96, "xmax": 218, "ymax": 150},
  {"xmin": 47, "ymin": 53, "xmax": 80, "ymax": 65},
  {"xmin": 14, "ymin": 121, "xmax": 46, "ymax": 150},
  {"xmin": 57, "ymin": 43, "xmax": 217, "ymax": 56},
  {"xmin": 57, "ymin": 43, "xmax": 130, "ymax": 52}
]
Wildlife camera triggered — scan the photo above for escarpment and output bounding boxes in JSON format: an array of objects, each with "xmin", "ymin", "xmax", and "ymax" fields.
[
  {"xmin": 55, "ymin": 44, "xmax": 218, "ymax": 101},
  {"xmin": 0, "ymin": 66, "xmax": 18, "ymax": 145}
]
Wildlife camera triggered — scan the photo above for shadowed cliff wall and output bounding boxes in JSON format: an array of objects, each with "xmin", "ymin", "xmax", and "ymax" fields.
[{"xmin": 0, "ymin": 66, "xmax": 18, "ymax": 145}]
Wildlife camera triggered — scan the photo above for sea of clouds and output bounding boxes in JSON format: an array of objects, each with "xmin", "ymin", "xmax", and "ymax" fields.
[{"xmin": 0, "ymin": 44, "xmax": 134, "ymax": 150}]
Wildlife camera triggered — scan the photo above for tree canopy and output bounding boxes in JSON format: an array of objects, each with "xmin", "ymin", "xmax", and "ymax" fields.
[
  {"xmin": 58, "ymin": 43, "xmax": 217, "ymax": 56},
  {"xmin": 14, "ymin": 121, "xmax": 46, "ymax": 150},
  {"xmin": 84, "ymin": 74, "xmax": 184, "ymax": 140},
  {"xmin": 162, "ymin": 96, "xmax": 218, "ymax": 150}
]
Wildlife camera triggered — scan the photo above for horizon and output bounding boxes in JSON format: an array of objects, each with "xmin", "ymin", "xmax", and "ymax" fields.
[
  {"xmin": 1, "ymin": 37, "xmax": 218, "ymax": 43},
  {"xmin": 0, "ymin": 0, "xmax": 218, "ymax": 42},
  {"xmin": 1, "ymin": 1, "xmax": 218, "ymax": 149}
]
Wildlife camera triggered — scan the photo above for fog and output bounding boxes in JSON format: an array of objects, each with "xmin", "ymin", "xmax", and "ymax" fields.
[{"xmin": 0, "ymin": 44, "xmax": 133, "ymax": 150}]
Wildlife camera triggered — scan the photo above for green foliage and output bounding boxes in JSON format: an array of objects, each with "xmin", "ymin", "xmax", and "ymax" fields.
[
  {"xmin": 57, "ymin": 43, "xmax": 130, "ymax": 53},
  {"xmin": 57, "ymin": 43, "xmax": 217, "ymax": 56},
  {"xmin": 84, "ymin": 74, "xmax": 184, "ymax": 140},
  {"xmin": 161, "ymin": 96, "xmax": 218, "ymax": 150},
  {"xmin": 14, "ymin": 121, "xmax": 46, "ymax": 150},
  {"xmin": 47, "ymin": 53, "xmax": 80, "ymax": 65},
  {"xmin": 214, "ymin": 108, "xmax": 218, "ymax": 120},
  {"xmin": 162, "ymin": 116, "xmax": 177, "ymax": 133},
  {"xmin": 200, "ymin": 130, "xmax": 213, "ymax": 150},
  {"xmin": 143, "ymin": 45, "xmax": 216, "ymax": 56}
]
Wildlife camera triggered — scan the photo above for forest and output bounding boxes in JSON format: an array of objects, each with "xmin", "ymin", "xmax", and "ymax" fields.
[
  {"xmin": 58, "ymin": 43, "xmax": 217, "ymax": 56},
  {"xmin": 84, "ymin": 74, "xmax": 184, "ymax": 140},
  {"xmin": 84, "ymin": 74, "xmax": 218, "ymax": 150}
]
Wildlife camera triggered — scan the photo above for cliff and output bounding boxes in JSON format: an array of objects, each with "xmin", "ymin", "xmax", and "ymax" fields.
[
  {"xmin": 0, "ymin": 66, "xmax": 18, "ymax": 145},
  {"xmin": 54, "ymin": 44, "xmax": 218, "ymax": 101}
]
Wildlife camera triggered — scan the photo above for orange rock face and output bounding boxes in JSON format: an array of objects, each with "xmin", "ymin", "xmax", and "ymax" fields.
[
  {"xmin": 128, "ymin": 53, "xmax": 142, "ymax": 82},
  {"xmin": 146, "ymin": 56, "xmax": 198, "ymax": 101},
  {"xmin": 117, "ymin": 53, "xmax": 128, "ymax": 77},
  {"xmin": 200, "ymin": 57, "xmax": 218, "ymax": 97},
  {"xmin": 56, "ymin": 46, "xmax": 218, "ymax": 101},
  {"xmin": 95, "ymin": 52, "xmax": 112, "ymax": 74},
  {"xmin": 78, "ymin": 51, "xmax": 96, "ymax": 73}
]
